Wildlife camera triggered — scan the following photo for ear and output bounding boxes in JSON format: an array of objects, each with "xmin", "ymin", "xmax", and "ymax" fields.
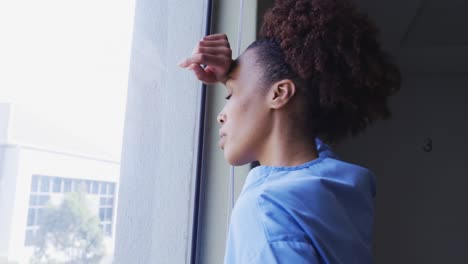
[{"xmin": 269, "ymin": 79, "xmax": 296, "ymax": 109}]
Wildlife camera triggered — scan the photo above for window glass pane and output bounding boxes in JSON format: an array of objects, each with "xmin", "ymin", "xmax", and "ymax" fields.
[
  {"xmin": 36, "ymin": 209, "xmax": 44, "ymax": 225},
  {"xmin": 109, "ymin": 183, "xmax": 115, "ymax": 195},
  {"xmin": 92, "ymin": 181, "xmax": 99, "ymax": 194},
  {"xmin": 64, "ymin": 179, "xmax": 72, "ymax": 193},
  {"xmin": 27, "ymin": 209, "xmax": 36, "ymax": 226},
  {"xmin": 29, "ymin": 195, "xmax": 37, "ymax": 206},
  {"xmin": 31, "ymin": 176, "xmax": 39, "ymax": 192},
  {"xmin": 100, "ymin": 183, "xmax": 108, "ymax": 195},
  {"xmin": 99, "ymin": 208, "xmax": 105, "ymax": 221},
  {"xmin": 73, "ymin": 180, "xmax": 81, "ymax": 192},
  {"xmin": 85, "ymin": 180, "xmax": 92, "ymax": 193},
  {"xmin": 0, "ymin": 1, "xmax": 135, "ymax": 262},
  {"xmin": 105, "ymin": 208, "xmax": 113, "ymax": 221},
  {"xmin": 52, "ymin": 177, "xmax": 62, "ymax": 192},
  {"xmin": 40, "ymin": 177, "xmax": 50, "ymax": 193}
]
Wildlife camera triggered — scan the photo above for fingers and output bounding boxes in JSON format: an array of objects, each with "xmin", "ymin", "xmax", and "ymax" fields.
[
  {"xmin": 179, "ymin": 53, "xmax": 228, "ymax": 68},
  {"xmin": 178, "ymin": 33, "xmax": 233, "ymax": 84},
  {"xmin": 199, "ymin": 39, "xmax": 230, "ymax": 48},
  {"xmin": 188, "ymin": 64, "xmax": 217, "ymax": 84},
  {"xmin": 179, "ymin": 35, "xmax": 231, "ymax": 68},
  {"xmin": 193, "ymin": 46, "xmax": 231, "ymax": 57},
  {"xmin": 203, "ymin": 33, "xmax": 228, "ymax": 41},
  {"xmin": 200, "ymin": 34, "xmax": 230, "ymax": 48}
]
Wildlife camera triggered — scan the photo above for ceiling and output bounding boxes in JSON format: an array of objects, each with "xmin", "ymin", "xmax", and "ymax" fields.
[{"xmin": 354, "ymin": 0, "xmax": 468, "ymax": 73}]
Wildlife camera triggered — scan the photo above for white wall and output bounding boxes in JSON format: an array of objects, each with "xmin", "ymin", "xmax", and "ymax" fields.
[
  {"xmin": 114, "ymin": 0, "xmax": 206, "ymax": 263},
  {"xmin": 0, "ymin": 103, "xmax": 11, "ymax": 143}
]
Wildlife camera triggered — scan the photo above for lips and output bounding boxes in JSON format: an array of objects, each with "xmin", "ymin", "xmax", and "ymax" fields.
[{"xmin": 218, "ymin": 131, "xmax": 227, "ymax": 149}]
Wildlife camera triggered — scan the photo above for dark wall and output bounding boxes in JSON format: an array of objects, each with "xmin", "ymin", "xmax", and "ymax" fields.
[{"xmin": 337, "ymin": 73, "xmax": 468, "ymax": 263}]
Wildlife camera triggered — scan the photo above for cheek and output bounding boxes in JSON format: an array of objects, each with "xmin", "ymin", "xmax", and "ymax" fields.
[
  {"xmin": 227, "ymin": 97, "xmax": 255, "ymax": 137},
  {"xmin": 223, "ymin": 95, "xmax": 269, "ymax": 164}
]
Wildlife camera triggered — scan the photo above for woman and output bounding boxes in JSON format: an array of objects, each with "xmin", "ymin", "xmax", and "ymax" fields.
[{"xmin": 179, "ymin": 0, "xmax": 400, "ymax": 263}]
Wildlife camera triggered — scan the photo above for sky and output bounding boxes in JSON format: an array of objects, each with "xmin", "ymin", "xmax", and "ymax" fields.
[{"xmin": 0, "ymin": 0, "xmax": 136, "ymax": 160}]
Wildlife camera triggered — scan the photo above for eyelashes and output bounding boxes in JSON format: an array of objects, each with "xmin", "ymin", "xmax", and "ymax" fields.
[{"xmin": 225, "ymin": 94, "xmax": 232, "ymax": 100}]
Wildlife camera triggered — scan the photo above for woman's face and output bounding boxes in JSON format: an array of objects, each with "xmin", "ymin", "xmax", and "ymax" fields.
[{"xmin": 217, "ymin": 48, "xmax": 272, "ymax": 166}]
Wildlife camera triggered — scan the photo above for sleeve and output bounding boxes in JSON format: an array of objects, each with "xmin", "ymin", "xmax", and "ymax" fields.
[{"xmin": 249, "ymin": 240, "xmax": 321, "ymax": 264}]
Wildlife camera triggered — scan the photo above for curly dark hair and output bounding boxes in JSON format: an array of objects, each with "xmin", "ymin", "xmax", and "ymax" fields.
[{"xmin": 247, "ymin": 0, "xmax": 401, "ymax": 145}]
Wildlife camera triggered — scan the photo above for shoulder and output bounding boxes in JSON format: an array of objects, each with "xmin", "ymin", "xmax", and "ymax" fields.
[
  {"xmin": 253, "ymin": 158, "xmax": 376, "ymax": 262},
  {"xmin": 260, "ymin": 156, "xmax": 377, "ymax": 213},
  {"xmin": 260, "ymin": 157, "xmax": 376, "ymax": 209},
  {"xmin": 227, "ymin": 157, "xmax": 376, "ymax": 263}
]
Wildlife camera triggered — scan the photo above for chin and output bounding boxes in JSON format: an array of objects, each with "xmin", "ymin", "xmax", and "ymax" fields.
[{"xmin": 224, "ymin": 149, "xmax": 253, "ymax": 166}]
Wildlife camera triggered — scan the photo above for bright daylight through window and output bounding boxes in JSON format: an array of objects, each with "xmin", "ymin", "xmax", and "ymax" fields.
[{"xmin": 0, "ymin": 0, "xmax": 136, "ymax": 263}]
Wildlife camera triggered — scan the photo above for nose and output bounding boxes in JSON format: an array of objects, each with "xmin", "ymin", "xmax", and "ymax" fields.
[{"xmin": 217, "ymin": 112, "xmax": 226, "ymax": 124}]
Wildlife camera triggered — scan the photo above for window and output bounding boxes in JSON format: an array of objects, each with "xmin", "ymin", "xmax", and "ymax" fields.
[
  {"xmin": 0, "ymin": 1, "xmax": 134, "ymax": 262},
  {"xmin": 100, "ymin": 182, "xmax": 108, "ymax": 195},
  {"xmin": 30, "ymin": 176, "xmax": 39, "ymax": 192},
  {"xmin": 25, "ymin": 175, "xmax": 118, "ymax": 245},
  {"xmin": 25, "ymin": 177, "xmax": 48, "ymax": 248},
  {"xmin": 98, "ymin": 182, "xmax": 116, "ymax": 237},
  {"xmin": 92, "ymin": 181, "xmax": 99, "ymax": 194},
  {"xmin": 64, "ymin": 179, "xmax": 72, "ymax": 193},
  {"xmin": 52, "ymin": 177, "xmax": 62, "ymax": 192},
  {"xmin": 39, "ymin": 177, "xmax": 50, "ymax": 193},
  {"xmin": 2, "ymin": 0, "xmax": 249, "ymax": 263}
]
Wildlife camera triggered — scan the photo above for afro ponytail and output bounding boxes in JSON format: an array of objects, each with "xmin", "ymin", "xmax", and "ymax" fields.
[{"xmin": 256, "ymin": 0, "xmax": 401, "ymax": 145}]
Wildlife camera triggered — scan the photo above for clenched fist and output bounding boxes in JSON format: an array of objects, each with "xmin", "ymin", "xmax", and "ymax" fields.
[{"xmin": 178, "ymin": 33, "xmax": 233, "ymax": 85}]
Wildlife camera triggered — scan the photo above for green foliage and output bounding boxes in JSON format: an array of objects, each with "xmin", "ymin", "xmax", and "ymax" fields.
[{"xmin": 31, "ymin": 191, "xmax": 105, "ymax": 264}]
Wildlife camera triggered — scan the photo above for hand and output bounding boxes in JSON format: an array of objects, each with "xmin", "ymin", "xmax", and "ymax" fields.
[{"xmin": 178, "ymin": 33, "xmax": 233, "ymax": 85}]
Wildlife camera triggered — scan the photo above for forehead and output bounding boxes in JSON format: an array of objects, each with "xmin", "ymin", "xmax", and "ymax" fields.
[
  {"xmin": 227, "ymin": 49, "xmax": 261, "ymax": 85},
  {"xmin": 226, "ymin": 49, "xmax": 259, "ymax": 81}
]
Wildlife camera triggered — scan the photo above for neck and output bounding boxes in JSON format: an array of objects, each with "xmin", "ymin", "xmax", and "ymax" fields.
[{"xmin": 256, "ymin": 116, "xmax": 318, "ymax": 167}]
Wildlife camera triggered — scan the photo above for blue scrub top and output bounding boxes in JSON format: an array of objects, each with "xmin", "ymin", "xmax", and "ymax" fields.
[{"xmin": 224, "ymin": 138, "xmax": 376, "ymax": 264}]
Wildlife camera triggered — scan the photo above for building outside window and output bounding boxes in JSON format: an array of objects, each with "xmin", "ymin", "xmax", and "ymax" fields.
[{"xmin": 24, "ymin": 175, "xmax": 117, "ymax": 247}]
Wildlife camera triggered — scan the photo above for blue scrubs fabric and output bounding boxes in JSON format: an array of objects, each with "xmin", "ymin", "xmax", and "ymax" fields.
[{"xmin": 224, "ymin": 139, "xmax": 376, "ymax": 264}]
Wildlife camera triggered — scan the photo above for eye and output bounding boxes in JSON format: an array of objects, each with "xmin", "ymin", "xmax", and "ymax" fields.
[{"xmin": 224, "ymin": 94, "xmax": 232, "ymax": 100}]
